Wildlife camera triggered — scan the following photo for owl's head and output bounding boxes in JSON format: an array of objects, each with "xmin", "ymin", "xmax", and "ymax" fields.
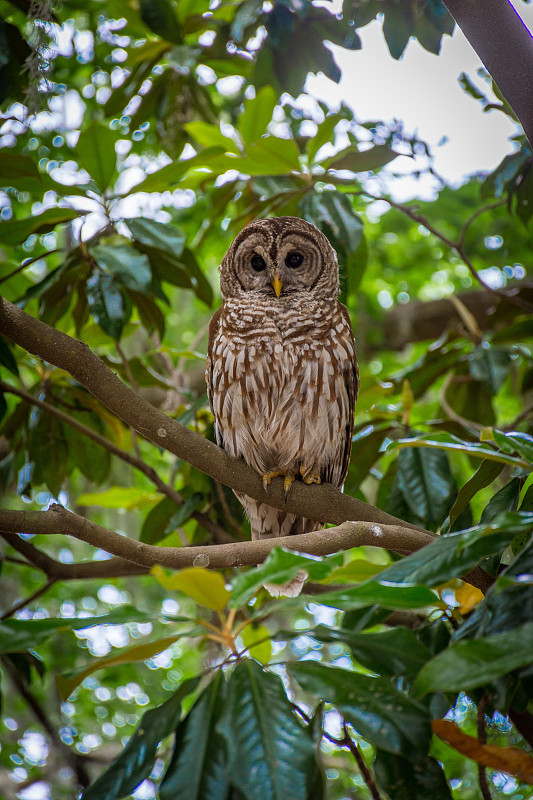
[{"xmin": 219, "ymin": 217, "xmax": 339, "ymax": 301}]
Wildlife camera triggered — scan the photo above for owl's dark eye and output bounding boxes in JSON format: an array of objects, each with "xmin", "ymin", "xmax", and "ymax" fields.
[
  {"xmin": 251, "ymin": 254, "xmax": 266, "ymax": 272},
  {"xmin": 285, "ymin": 251, "xmax": 304, "ymax": 269}
]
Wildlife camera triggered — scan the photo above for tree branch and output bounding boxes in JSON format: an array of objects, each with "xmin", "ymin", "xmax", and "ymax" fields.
[
  {"xmin": 443, "ymin": 0, "xmax": 533, "ymax": 148},
  {"xmin": 0, "ymin": 506, "xmax": 494, "ymax": 592},
  {"xmin": 0, "ymin": 296, "xmax": 427, "ymax": 534},
  {"xmin": 0, "ymin": 379, "xmax": 234, "ymax": 544}
]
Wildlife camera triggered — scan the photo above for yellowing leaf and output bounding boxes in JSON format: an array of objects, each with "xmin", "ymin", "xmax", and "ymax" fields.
[
  {"xmin": 241, "ymin": 623, "xmax": 272, "ymax": 664},
  {"xmin": 151, "ymin": 565, "xmax": 230, "ymax": 611},
  {"xmin": 56, "ymin": 635, "xmax": 181, "ymax": 700},
  {"xmin": 455, "ymin": 581, "xmax": 485, "ymax": 614},
  {"xmin": 433, "ymin": 719, "xmax": 533, "ymax": 784},
  {"xmin": 76, "ymin": 486, "xmax": 159, "ymax": 509}
]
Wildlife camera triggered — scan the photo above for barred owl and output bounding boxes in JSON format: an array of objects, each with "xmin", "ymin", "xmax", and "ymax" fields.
[{"xmin": 206, "ymin": 217, "xmax": 358, "ymax": 596}]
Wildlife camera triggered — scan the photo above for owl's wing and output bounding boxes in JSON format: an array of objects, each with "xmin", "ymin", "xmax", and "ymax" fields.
[
  {"xmin": 206, "ymin": 306, "xmax": 224, "ymax": 445},
  {"xmin": 328, "ymin": 304, "xmax": 359, "ymax": 488}
]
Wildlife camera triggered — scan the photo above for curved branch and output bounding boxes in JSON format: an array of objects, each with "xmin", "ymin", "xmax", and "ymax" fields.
[
  {"xmin": 0, "ymin": 506, "xmax": 493, "ymax": 592},
  {"xmin": 0, "ymin": 296, "xmax": 426, "ymax": 534}
]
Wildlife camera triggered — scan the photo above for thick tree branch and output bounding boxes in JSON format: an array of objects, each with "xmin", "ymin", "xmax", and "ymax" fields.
[
  {"xmin": 0, "ymin": 296, "xmax": 426, "ymax": 534},
  {"xmin": 443, "ymin": 0, "xmax": 533, "ymax": 147},
  {"xmin": 0, "ymin": 380, "xmax": 234, "ymax": 544},
  {"xmin": 0, "ymin": 506, "xmax": 494, "ymax": 592}
]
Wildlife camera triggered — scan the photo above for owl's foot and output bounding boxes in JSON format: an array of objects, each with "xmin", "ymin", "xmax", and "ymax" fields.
[
  {"xmin": 300, "ymin": 465, "xmax": 321, "ymax": 485},
  {"xmin": 262, "ymin": 470, "xmax": 295, "ymax": 499}
]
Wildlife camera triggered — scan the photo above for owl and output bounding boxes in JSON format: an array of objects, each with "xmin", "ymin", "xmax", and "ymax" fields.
[{"xmin": 206, "ymin": 217, "xmax": 359, "ymax": 596}]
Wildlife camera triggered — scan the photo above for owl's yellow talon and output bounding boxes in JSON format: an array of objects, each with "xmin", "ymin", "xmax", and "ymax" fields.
[
  {"xmin": 283, "ymin": 474, "xmax": 295, "ymax": 496},
  {"xmin": 300, "ymin": 466, "xmax": 321, "ymax": 485},
  {"xmin": 263, "ymin": 470, "xmax": 283, "ymax": 491}
]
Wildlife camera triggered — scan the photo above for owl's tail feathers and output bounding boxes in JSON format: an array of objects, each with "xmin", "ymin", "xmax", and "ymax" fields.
[{"xmin": 264, "ymin": 570, "xmax": 307, "ymax": 598}]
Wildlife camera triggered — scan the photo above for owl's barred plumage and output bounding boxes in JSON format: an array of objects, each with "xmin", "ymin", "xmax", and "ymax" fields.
[{"xmin": 206, "ymin": 217, "xmax": 359, "ymax": 596}]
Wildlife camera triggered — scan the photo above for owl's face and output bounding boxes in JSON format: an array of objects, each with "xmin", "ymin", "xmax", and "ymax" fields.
[{"xmin": 219, "ymin": 217, "xmax": 339, "ymax": 301}]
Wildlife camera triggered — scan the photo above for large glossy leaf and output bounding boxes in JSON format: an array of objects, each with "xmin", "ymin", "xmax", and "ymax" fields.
[
  {"xmin": 469, "ymin": 345, "xmax": 513, "ymax": 393},
  {"xmin": 141, "ymin": 496, "xmax": 181, "ymax": 544},
  {"xmin": 0, "ymin": 332, "xmax": 19, "ymax": 376},
  {"xmin": 76, "ymin": 120, "xmax": 118, "ymax": 192},
  {"xmin": 288, "ymin": 661, "xmax": 431, "ymax": 760},
  {"xmin": 219, "ymin": 659, "xmax": 318, "ymax": 800},
  {"xmin": 322, "ymin": 143, "xmax": 399, "ymax": 173},
  {"xmin": 393, "ymin": 445, "xmax": 456, "ymax": 530},
  {"xmin": 228, "ymin": 136, "xmax": 301, "ymax": 176},
  {"xmin": 479, "ymin": 478, "xmax": 520, "ymax": 524},
  {"xmin": 140, "ymin": 0, "xmax": 182, "ymax": 44},
  {"xmin": 160, "ymin": 672, "xmax": 228, "ymax": 800},
  {"xmin": 0, "ymin": 607, "xmax": 154, "ymax": 653},
  {"xmin": 90, "ymin": 244, "xmax": 153, "ymax": 294},
  {"xmin": 315, "ymin": 582, "xmax": 439, "ymax": 611},
  {"xmin": 65, "ymin": 409, "xmax": 110, "ymax": 483},
  {"xmin": 127, "ymin": 147, "xmax": 225, "ymax": 194},
  {"xmin": 446, "ymin": 459, "xmax": 504, "ymax": 530},
  {"xmin": 387, "ymin": 433, "xmax": 530, "ymax": 469},
  {"xmin": 230, "ymin": 548, "xmax": 344, "ymax": 607},
  {"xmin": 299, "ymin": 190, "xmax": 363, "ymax": 253},
  {"xmin": 306, "ymin": 110, "xmax": 347, "ymax": 164},
  {"xmin": 126, "ymin": 217, "xmax": 186, "ymax": 257},
  {"xmin": 373, "ymin": 512, "xmax": 533, "ymax": 588},
  {"xmin": 374, "ymin": 751, "xmax": 452, "ymax": 800},
  {"xmin": 413, "ymin": 621, "xmax": 533, "ymax": 696},
  {"xmin": 86, "ymin": 272, "xmax": 128, "ymax": 340},
  {"xmin": 493, "ymin": 429, "xmax": 533, "ymax": 465},
  {"xmin": 237, "ymin": 85, "xmax": 277, "ymax": 143},
  {"xmin": 81, "ymin": 677, "xmax": 200, "ymax": 800},
  {"xmin": 0, "ymin": 208, "xmax": 80, "ymax": 245},
  {"xmin": 306, "ymin": 625, "xmax": 431, "ymax": 679}
]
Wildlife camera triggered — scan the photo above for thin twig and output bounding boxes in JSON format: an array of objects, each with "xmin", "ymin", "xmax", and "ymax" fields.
[
  {"xmin": 0, "ymin": 578, "xmax": 57, "ymax": 621},
  {"xmin": 342, "ymin": 723, "xmax": 384, "ymax": 800},
  {"xmin": 477, "ymin": 694, "xmax": 492, "ymax": 800},
  {"xmin": 0, "ymin": 380, "xmax": 234, "ymax": 545},
  {"xmin": 456, "ymin": 200, "xmax": 506, "ymax": 249},
  {"xmin": 0, "ymin": 249, "xmax": 61, "ymax": 285},
  {"xmin": 439, "ymin": 373, "xmax": 485, "ymax": 433}
]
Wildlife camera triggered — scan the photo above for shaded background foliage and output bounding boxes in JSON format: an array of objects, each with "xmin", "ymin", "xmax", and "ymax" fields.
[{"xmin": 1, "ymin": 0, "xmax": 533, "ymax": 799}]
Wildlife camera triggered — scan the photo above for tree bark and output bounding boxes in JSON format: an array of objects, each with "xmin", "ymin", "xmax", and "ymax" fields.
[{"xmin": 443, "ymin": 0, "xmax": 533, "ymax": 147}]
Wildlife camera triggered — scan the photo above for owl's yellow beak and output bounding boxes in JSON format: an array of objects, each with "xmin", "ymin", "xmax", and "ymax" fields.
[{"xmin": 272, "ymin": 274, "xmax": 283, "ymax": 297}]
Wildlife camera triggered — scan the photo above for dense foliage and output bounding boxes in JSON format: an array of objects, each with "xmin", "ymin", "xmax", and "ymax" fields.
[{"xmin": 1, "ymin": 1, "xmax": 533, "ymax": 799}]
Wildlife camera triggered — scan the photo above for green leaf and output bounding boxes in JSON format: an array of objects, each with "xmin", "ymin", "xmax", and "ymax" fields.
[
  {"xmin": 241, "ymin": 622, "xmax": 272, "ymax": 664},
  {"xmin": 127, "ymin": 147, "xmax": 225, "ymax": 194},
  {"xmin": 311, "ymin": 581, "xmax": 439, "ymax": 611},
  {"xmin": 0, "ymin": 208, "xmax": 80, "ymax": 245},
  {"xmin": 230, "ymin": 548, "xmax": 344, "ymax": 607},
  {"xmin": 493, "ymin": 429, "xmax": 533, "ymax": 465},
  {"xmin": 374, "ymin": 751, "xmax": 452, "ymax": 800},
  {"xmin": 288, "ymin": 662, "xmax": 432, "ymax": 760},
  {"xmin": 81, "ymin": 677, "xmax": 200, "ymax": 800},
  {"xmin": 140, "ymin": 0, "xmax": 182, "ymax": 44},
  {"xmin": 323, "ymin": 144, "xmax": 399, "ymax": 173},
  {"xmin": 382, "ymin": 3, "xmax": 412, "ymax": 59},
  {"xmin": 306, "ymin": 625, "xmax": 431, "ymax": 679},
  {"xmin": 413, "ymin": 621, "xmax": 533, "ymax": 696},
  {"xmin": 446, "ymin": 459, "xmax": 504, "ymax": 530},
  {"xmin": 230, "ymin": 136, "xmax": 302, "ymax": 176},
  {"xmin": 77, "ymin": 486, "xmax": 158, "ymax": 510},
  {"xmin": 184, "ymin": 120, "xmax": 240, "ymax": 152},
  {"xmin": 393, "ymin": 445, "xmax": 456, "ymax": 530},
  {"xmin": 373, "ymin": 512, "xmax": 533, "ymax": 588},
  {"xmin": 178, "ymin": 247, "xmax": 214, "ymax": 306},
  {"xmin": 90, "ymin": 244, "xmax": 153, "ymax": 294},
  {"xmin": 469, "ymin": 345, "xmax": 513, "ymax": 393},
  {"xmin": 86, "ymin": 272, "xmax": 128, "ymax": 340},
  {"xmin": 152, "ymin": 565, "xmax": 231, "ymax": 611},
  {"xmin": 299, "ymin": 190, "xmax": 363, "ymax": 253},
  {"xmin": 166, "ymin": 493, "xmax": 204, "ymax": 533},
  {"xmin": 76, "ymin": 121, "xmax": 118, "ymax": 192},
  {"xmin": 57, "ymin": 634, "xmax": 193, "ymax": 700},
  {"xmin": 65, "ymin": 411, "xmax": 111, "ymax": 484},
  {"xmin": 387, "ymin": 433, "xmax": 530, "ymax": 469},
  {"xmin": 0, "ymin": 333, "xmax": 19, "ymax": 376},
  {"xmin": 160, "ymin": 672, "xmax": 228, "ymax": 800},
  {"xmin": 238, "ymin": 85, "xmax": 277, "ymax": 144},
  {"xmin": 307, "ymin": 111, "xmax": 347, "ymax": 164},
  {"xmin": 220, "ymin": 660, "xmax": 318, "ymax": 800},
  {"xmin": 125, "ymin": 217, "xmax": 186, "ymax": 257},
  {"xmin": 0, "ymin": 606, "xmax": 154, "ymax": 654},
  {"xmin": 141, "ymin": 496, "xmax": 181, "ymax": 544},
  {"xmin": 479, "ymin": 478, "xmax": 520, "ymax": 524}
]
